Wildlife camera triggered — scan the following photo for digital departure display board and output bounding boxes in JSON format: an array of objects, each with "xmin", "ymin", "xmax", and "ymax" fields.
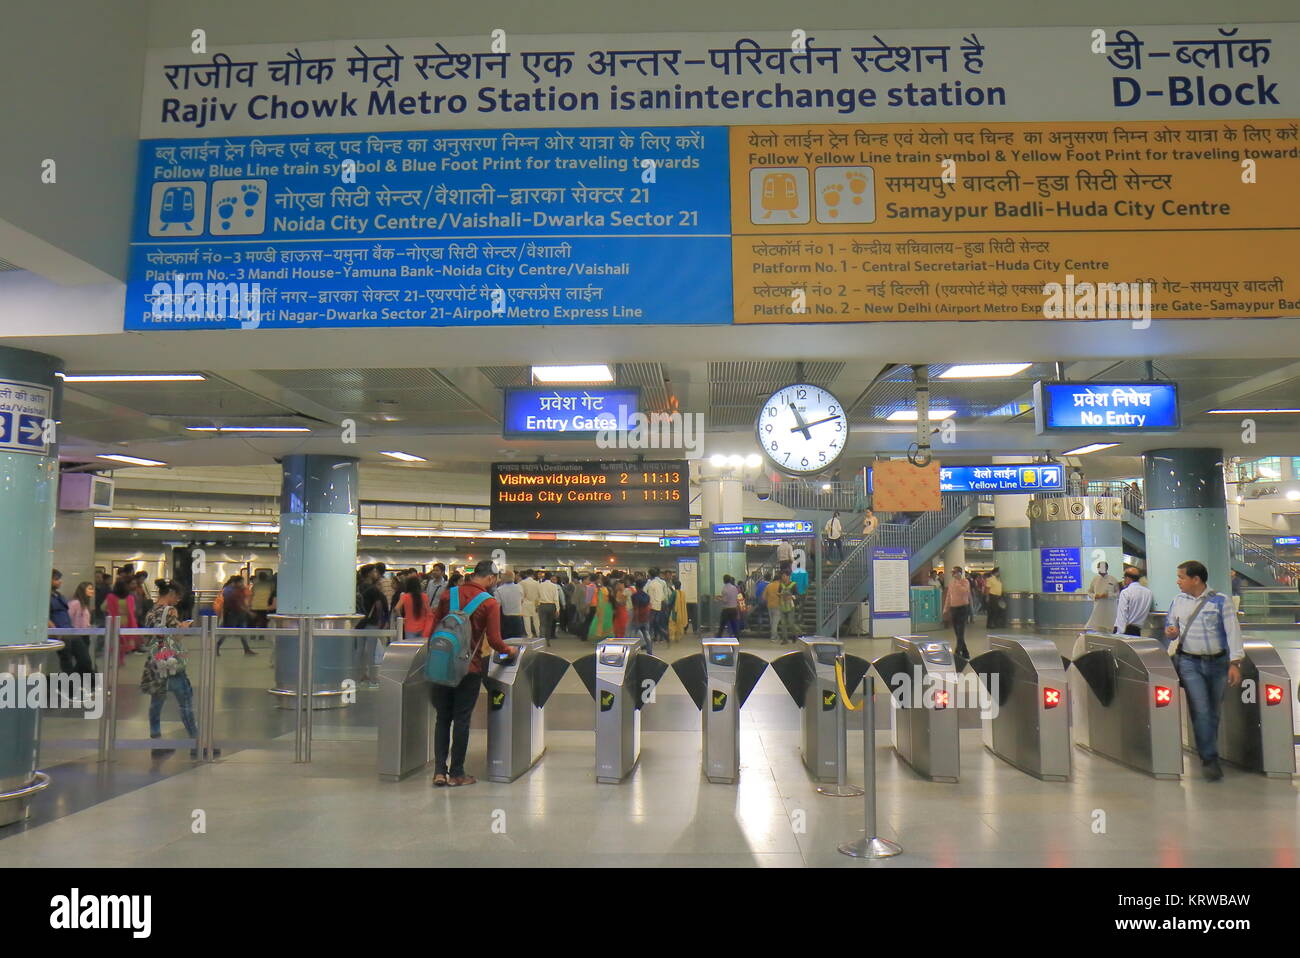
[{"xmin": 490, "ymin": 460, "xmax": 689, "ymax": 531}]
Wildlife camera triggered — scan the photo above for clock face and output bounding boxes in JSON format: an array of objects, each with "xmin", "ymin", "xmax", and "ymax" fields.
[{"xmin": 756, "ymin": 383, "xmax": 848, "ymax": 475}]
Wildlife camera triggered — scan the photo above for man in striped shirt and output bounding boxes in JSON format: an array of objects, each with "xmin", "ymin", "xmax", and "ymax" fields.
[{"xmin": 1163, "ymin": 560, "xmax": 1244, "ymax": 781}]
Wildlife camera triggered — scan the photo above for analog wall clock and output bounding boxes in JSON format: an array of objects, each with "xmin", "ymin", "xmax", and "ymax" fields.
[{"xmin": 756, "ymin": 383, "xmax": 848, "ymax": 475}]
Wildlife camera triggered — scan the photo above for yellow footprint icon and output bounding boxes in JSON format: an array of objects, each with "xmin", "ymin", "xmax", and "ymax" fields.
[{"xmin": 822, "ymin": 184, "xmax": 844, "ymax": 218}]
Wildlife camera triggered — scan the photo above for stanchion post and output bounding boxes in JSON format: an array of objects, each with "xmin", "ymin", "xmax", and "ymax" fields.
[
  {"xmin": 818, "ymin": 653, "xmax": 864, "ymax": 797},
  {"xmin": 303, "ymin": 618, "xmax": 315, "ymax": 763},
  {"xmin": 838, "ymin": 674, "xmax": 902, "ymax": 859},
  {"xmin": 199, "ymin": 616, "xmax": 217, "ymax": 762},
  {"xmin": 102, "ymin": 616, "xmax": 121, "ymax": 761},
  {"xmin": 294, "ymin": 618, "xmax": 308, "ymax": 763}
]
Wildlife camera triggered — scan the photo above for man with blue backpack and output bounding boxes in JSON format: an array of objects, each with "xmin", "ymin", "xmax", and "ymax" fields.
[{"xmin": 427, "ymin": 559, "xmax": 517, "ymax": 788}]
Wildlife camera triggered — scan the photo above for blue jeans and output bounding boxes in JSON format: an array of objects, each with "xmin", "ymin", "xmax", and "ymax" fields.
[
  {"xmin": 652, "ymin": 609, "xmax": 669, "ymax": 643},
  {"xmin": 1176, "ymin": 652, "xmax": 1230, "ymax": 762},
  {"xmin": 149, "ymin": 674, "xmax": 199, "ymax": 739}
]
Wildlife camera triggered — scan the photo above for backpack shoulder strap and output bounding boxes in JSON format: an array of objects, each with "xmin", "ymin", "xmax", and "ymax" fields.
[
  {"xmin": 447, "ymin": 586, "xmax": 461, "ymax": 614},
  {"xmin": 462, "ymin": 591, "xmax": 490, "ymax": 616}
]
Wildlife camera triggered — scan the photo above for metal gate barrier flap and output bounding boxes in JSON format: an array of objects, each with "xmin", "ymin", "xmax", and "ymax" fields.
[
  {"xmin": 483, "ymin": 638, "xmax": 571, "ymax": 783},
  {"xmin": 1183, "ymin": 639, "xmax": 1295, "ymax": 778},
  {"xmin": 377, "ymin": 638, "xmax": 435, "ymax": 782},
  {"xmin": 1072, "ymin": 632, "xmax": 1183, "ymax": 780},
  {"xmin": 672, "ymin": 638, "xmax": 769, "ymax": 785},
  {"xmin": 972, "ymin": 635, "xmax": 1072, "ymax": 782},
  {"xmin": 770, "ymin": 636, "xmax": 869, "ymax": 783},
  {"xmin": 573, "ymin": 638, "xmax": 669, "ymax": 784},
  {"xmin": 873, "ymin": 636, "xmax": 961, "ymax": 783}
]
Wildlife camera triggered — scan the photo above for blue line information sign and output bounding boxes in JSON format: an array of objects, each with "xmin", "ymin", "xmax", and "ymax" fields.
[
  {"xmin": 503, "ymin": 386, "xmax": 640, "ymax": 438},
  {"xmin": 660, "ymin": 535, "xmax": 701, "ymax": 548},
  {"xmin": 940, "ymin": 464, "xmax": 1064, "ymax": 493},
  {"xmin": 1040, "ymin": 547, "xmax": 1083, "ymax": 593},
  {"xmin": 1034, "ymin": 381, "xmax": 1180, "ymax": 433},
  {"xmin": 126, "ymin": 127, "xmax": 732, "ymax": 330}
]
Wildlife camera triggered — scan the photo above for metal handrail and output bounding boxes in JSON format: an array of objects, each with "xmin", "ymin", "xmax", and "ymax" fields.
[
  {"xmin": 741, "ymin": 476, "xmax": 868, "ymax": 514},
  {"xmin": 55, "ymin": 614, "xmax": 407, "ymax": 767}
]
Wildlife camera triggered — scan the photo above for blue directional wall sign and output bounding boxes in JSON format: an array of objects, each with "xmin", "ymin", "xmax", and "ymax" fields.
[{"xmin": 0, "ymin": 379, "xmax": 53, "ymax": 455}]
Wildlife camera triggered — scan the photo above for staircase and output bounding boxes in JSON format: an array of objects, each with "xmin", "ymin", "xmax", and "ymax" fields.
[{"xmin": 814, "ymin": 493, "xmax": 988, "ymax": 636}]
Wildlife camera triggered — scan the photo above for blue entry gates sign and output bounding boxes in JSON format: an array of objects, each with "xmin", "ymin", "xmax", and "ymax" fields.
[
  {"xmin": 127, "ymin": 127, "xmax": 731, "ymax": 330},
  {"xmin": 503, "ymin": 386, "xmax": 640, "ymax": 438}
]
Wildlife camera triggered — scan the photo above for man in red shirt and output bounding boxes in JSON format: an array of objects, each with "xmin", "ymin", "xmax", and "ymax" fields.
[{"xmin": 430, "ymin": 559, "xmax": 515, "ymax": 787}]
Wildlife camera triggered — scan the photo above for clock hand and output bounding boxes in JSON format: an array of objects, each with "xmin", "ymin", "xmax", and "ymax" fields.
[
  {"xmin": 788, "ymin": 403, "xmax": 811, "ymax": 441},
  {"xmin": 793, "ymin": 414, "xmax": 843, "ymax": 431}
]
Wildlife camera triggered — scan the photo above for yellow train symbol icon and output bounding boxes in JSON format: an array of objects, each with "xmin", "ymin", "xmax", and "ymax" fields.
[{"xmin": 759, "ymin": 172, "xmax": 801, "ymax": 218}]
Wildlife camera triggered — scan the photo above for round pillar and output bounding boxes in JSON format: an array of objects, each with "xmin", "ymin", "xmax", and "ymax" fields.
[
  {"xmin": 270, "ymin": 454, "xmax": 361, "ymax": 709},
  {"xmin": 1142, "ymin": 448, "xmax": 1231, "ymax": 611},
  {"xmin": 942, "ymin": 536, "xmax": 966, "ymax": 573},
  {"xmin": 697, "ymin": 466, "xmax": 746, "ymax": 631},
  {"xmin": 1028, "ymin": 496, "xmax": 1124, "ymax": 632},
  {"xmin": 0, "ymin": 346, "xmax": 64, "ymax": 825},
  {"xmin": 992, "ymin": 456, "xmax": 1035, "ymax": 626}
]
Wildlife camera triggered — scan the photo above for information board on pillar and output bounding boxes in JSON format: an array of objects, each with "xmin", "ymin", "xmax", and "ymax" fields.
[
  {"xmin": 490, "ymin": 460, "xmax": 688, "ymax": 531},
  {"xmin": 0, "ymin": 378, "xmax": 54, "ymax": 456}
]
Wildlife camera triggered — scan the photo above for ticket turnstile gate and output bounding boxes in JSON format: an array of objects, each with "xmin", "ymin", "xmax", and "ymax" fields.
[
  {"xmin": 873, "ymin": 636, "xmax": 961, "ymax": 783},
  {"xmin": 672, "ymin": 638, "xmax": 769, "ymax": 784},
  {"xmin": 1181, "ymin": 639, "xmax": 1295, "ymax": 778},
  {"xmin": 971, "ymin": 635, "xmax": 1072, "ymax": 781},
  {"xmin": 771, "ymin": 636, "xmax": 870, "ymax": 783},
  {"xmin": 483, "ymin": 638, "xmax": 571, "ymax": 783},
  {"xmin": 573, "ymin": 638, "xmax": 669, "ymax": 783},
  {"xmin": 1072, "ymin": 632, "xmax": 1182, "ymax": 779},
  {"xmin": 377, "ymin": 639, "xmax": 435, "ymax": 781}
]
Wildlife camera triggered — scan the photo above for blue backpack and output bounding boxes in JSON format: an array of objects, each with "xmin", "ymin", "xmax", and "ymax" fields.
[{"xmin": 425, "ymin": 587, "xmax": 490, "ymax": 687}]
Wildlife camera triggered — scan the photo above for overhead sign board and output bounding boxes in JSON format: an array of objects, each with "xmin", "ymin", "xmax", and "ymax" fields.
[
  {"xmin": 490, "ymin": 460, "xmax": 687, "ymax": 531},
  {"xmin": 660, "ymin": 535, "xmax": 701, "ymax": 548},
  {"xmin": 128, "ymin": 26, "xmax": 1300, "ymax": 331},
  {"xmin": 0, "ymin": 379, "xmax": 54, "ymax": 456},
  {"xmin": 503, "ymin": 387, "xmax": 640, "ymax": 438},
  {"xmin": 1034, "ymin": 381, "xmax": 1180, "ymax": 433},
  {"xmin": 939, "ymin": 463, "xmax": 1063, "ymax": 493},
  {"xmin": 710, "ymin": 519, "xmax": 814, "ymax": 538}
]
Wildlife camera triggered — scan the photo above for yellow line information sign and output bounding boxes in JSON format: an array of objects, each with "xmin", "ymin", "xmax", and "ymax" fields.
[{"xmin": 731, "ymin": 119, "xmax": 1300, "ymax": 322}]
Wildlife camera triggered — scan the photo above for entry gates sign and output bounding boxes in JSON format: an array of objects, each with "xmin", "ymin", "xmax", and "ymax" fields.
[{"xmin": 128, "ymin": 25, "xmax": 1300, "ymax": 329}]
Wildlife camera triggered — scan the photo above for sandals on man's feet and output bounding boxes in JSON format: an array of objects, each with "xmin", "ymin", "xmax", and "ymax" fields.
[
  {"xmin": 448, "ymin": 775, "xmax": 477, "ymax": 787},
  {"xmin": 432, "ymin": 773, "xmax": 449, "ymax": 787}
]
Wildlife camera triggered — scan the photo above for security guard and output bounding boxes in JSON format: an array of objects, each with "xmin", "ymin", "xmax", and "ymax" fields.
[{"xmin": 1163, "ymin": 560, "xmax": 1244, "ymax": 781}]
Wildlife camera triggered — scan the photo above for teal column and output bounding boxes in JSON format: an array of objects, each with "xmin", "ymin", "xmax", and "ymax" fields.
[
  {"xmin": 1143, "ymin": 448, "xmax": 1231, "ymax": 612},
  {"xmin": 0, "ymin": 346, "xmax": 64, "ymax": 825},
  {"xmin": 1028, "ymin": 496, "xmax": 1124, "ymax": 632},
  {"xmin": 270, "ymin": 454, "xmax": 360, "ymax": 708},
  {"xmin": 697, "ymin": 468, "xmax": 746, "ymax": 636}
]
